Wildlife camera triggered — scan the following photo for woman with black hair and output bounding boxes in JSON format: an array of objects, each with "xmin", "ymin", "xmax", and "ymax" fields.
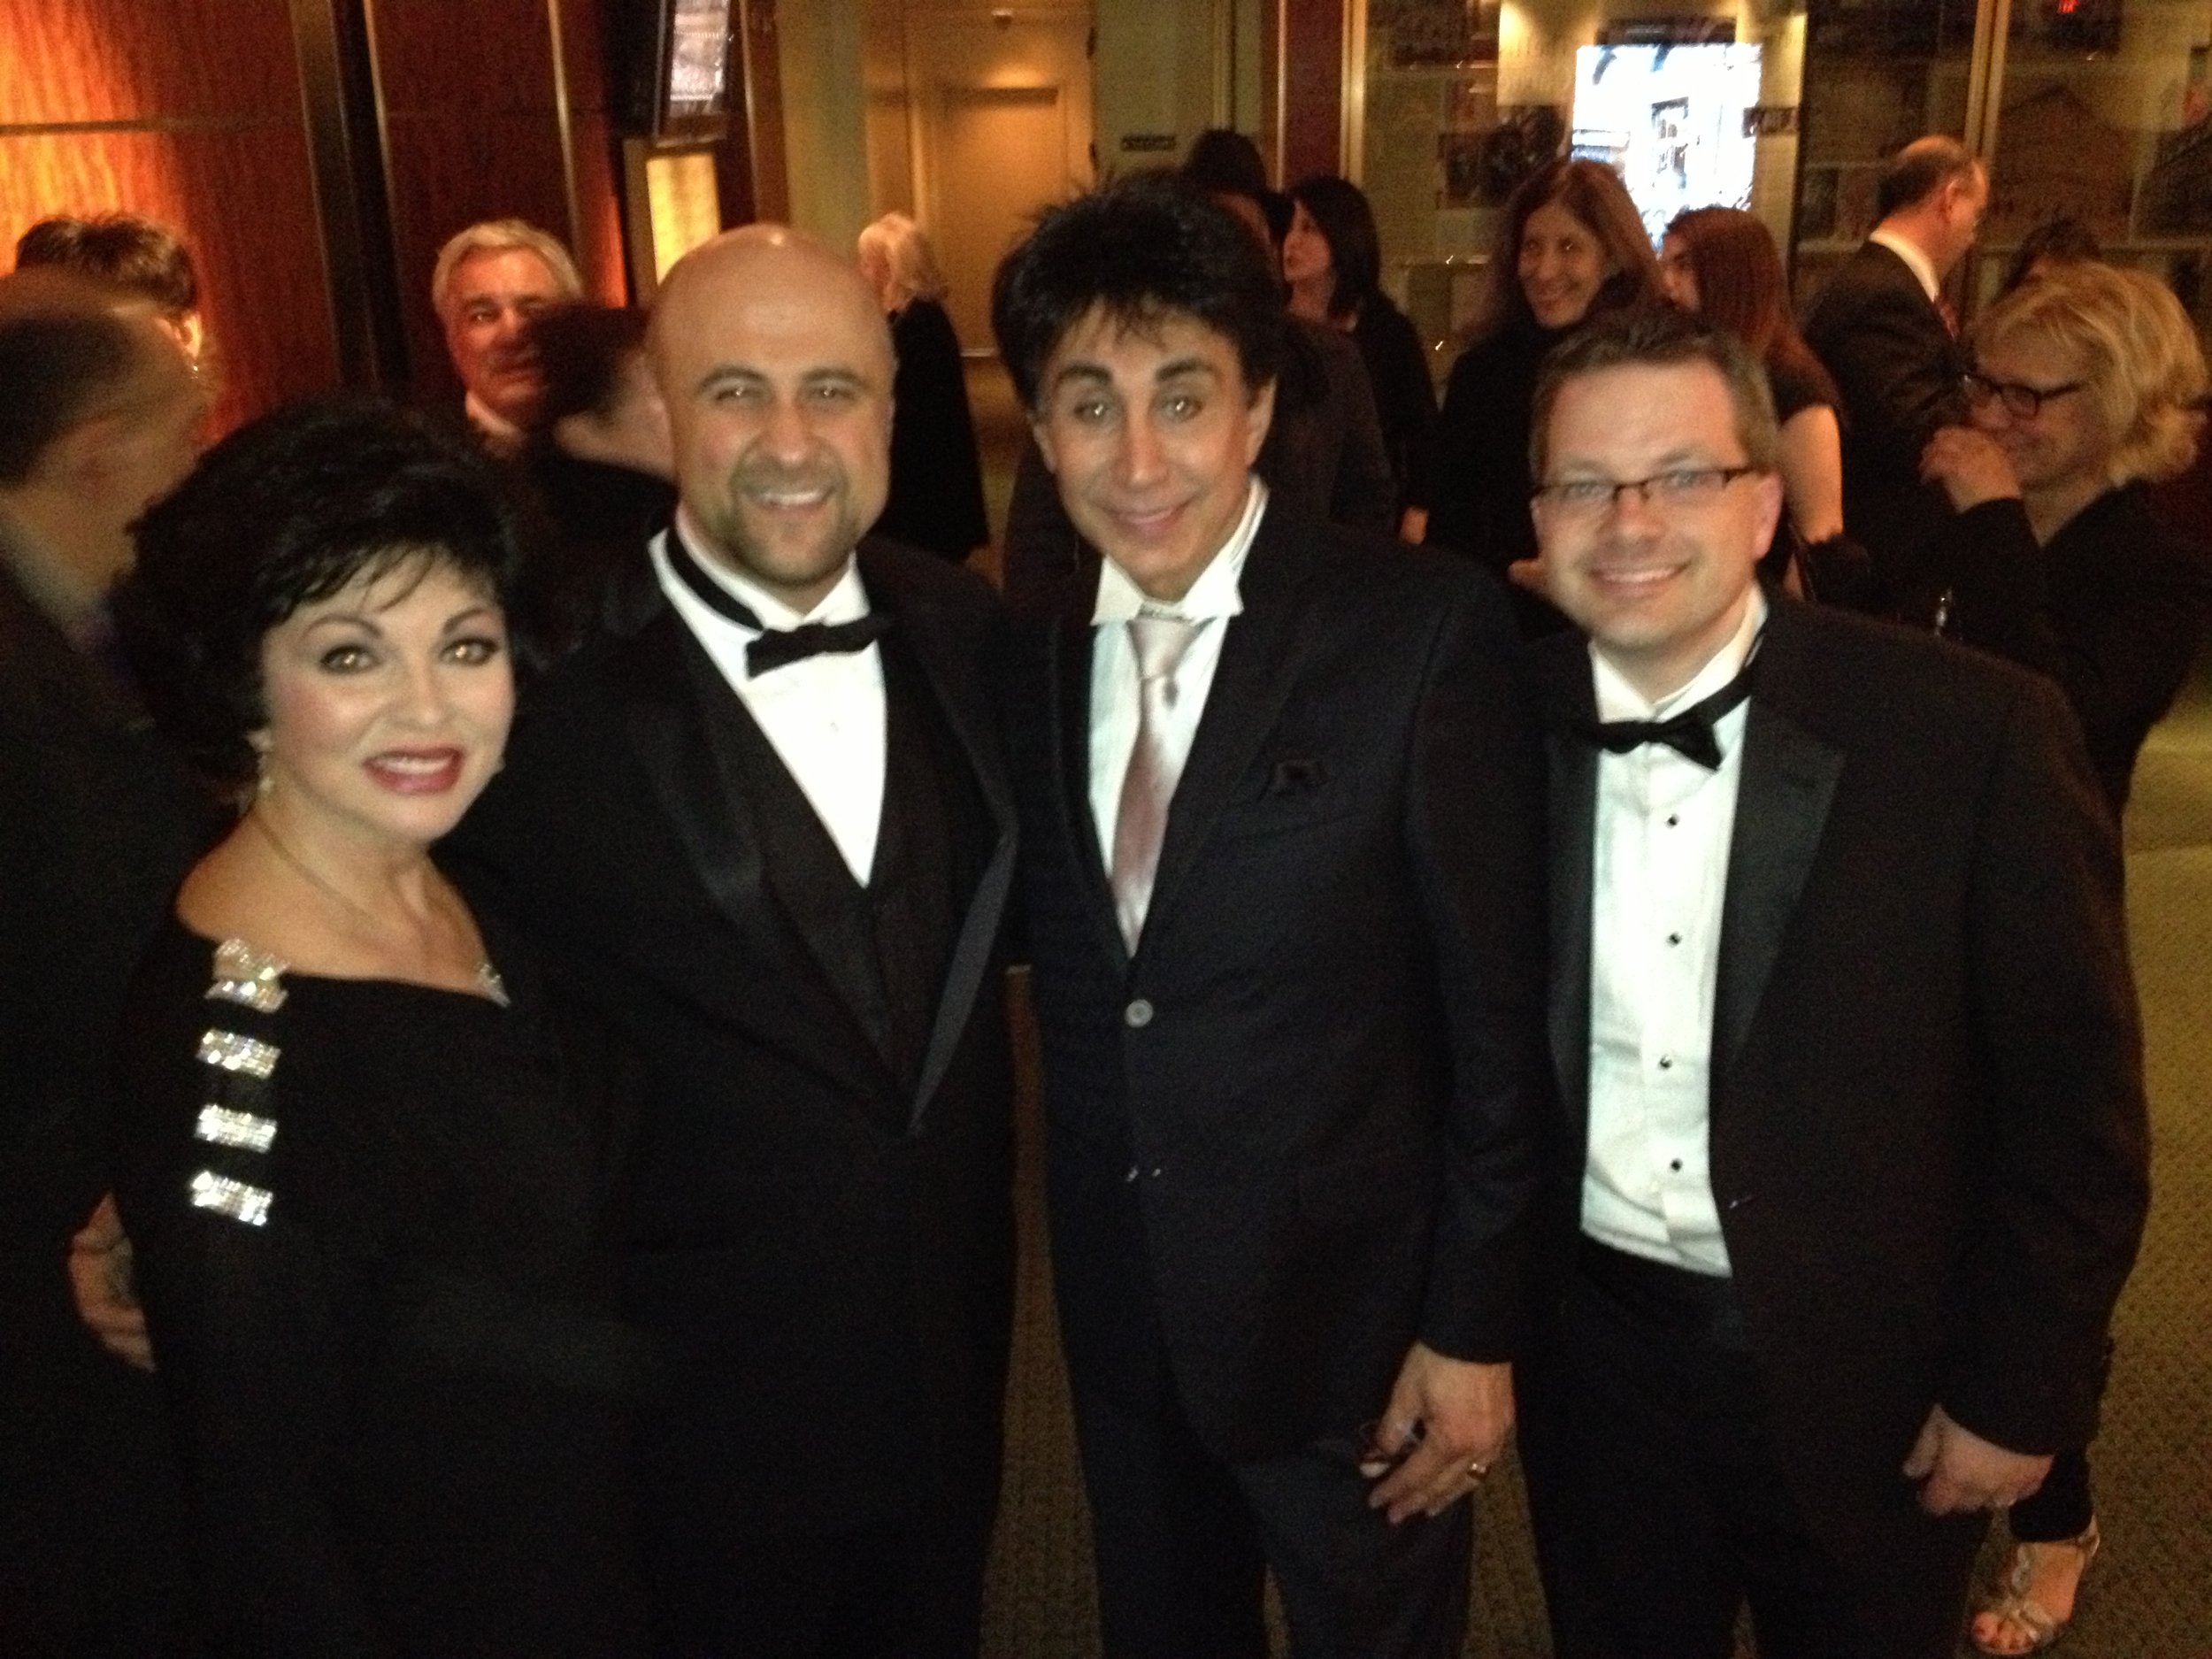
[
  {"xmin": 109, "ymin": 397, "xmax": 644, "ymax": 1659},
  {"xmin": 1284, "ymin": 174, "xmax": 1438, "ymax": 522}
]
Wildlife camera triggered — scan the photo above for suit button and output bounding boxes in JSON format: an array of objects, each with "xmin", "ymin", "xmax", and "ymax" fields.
[{"xmin": 1125, "ymin": 998, "xmax": 1154, "ymax": 1028}]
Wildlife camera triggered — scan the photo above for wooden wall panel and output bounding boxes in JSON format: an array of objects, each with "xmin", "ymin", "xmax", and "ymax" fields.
[
  {"xmin": 0, "ymin": 0, "xmax": 335, "ymax": 431},
  {"xmin": 0, "ymin": 0, "xmax": 296, "ymax": 124},
  {"xmin": 1279, "ymin": 0, "xmax": 1343, "ymax": 184}
]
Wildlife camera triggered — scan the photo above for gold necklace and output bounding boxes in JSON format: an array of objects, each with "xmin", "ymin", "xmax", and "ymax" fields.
[{"xmin": 244, "ymin": 810, "xmax": 507, "ymax": 1003}]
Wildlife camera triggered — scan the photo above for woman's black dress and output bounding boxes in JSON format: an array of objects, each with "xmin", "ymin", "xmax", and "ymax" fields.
[
  {"xmin": 878, "ymin": 297, "xmax": 990, "ymax": 560},
  {"xmin": 1350, "ymin": 292, "xmax": 1438, "ymax": 517},
  {"xmin": 112, "ymin": 914, "xmax": 645, "ymax": 1659}
]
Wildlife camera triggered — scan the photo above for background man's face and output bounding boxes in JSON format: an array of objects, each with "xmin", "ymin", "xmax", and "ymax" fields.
[
  {"xmin": 1532, "ymin": 358, "xmax": 1781, "ymax": 701},
  {"xmin": 654, "ymin": 242, "xmax": 894, "ymax": 612},
  {"xmin": 1031, "ymin": 304, "xmax": 1273, "ymax": 603},
  {"xmin": 442, "ymin": 249, "xmax": 562, "ymax": 424}
]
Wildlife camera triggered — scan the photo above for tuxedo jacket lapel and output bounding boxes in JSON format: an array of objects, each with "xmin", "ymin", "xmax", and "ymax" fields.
[
  {"xmin": 1142, "ymin": 513, "xmax": 1317, "ymax": 938},
  {"xmin": 1049, "ymin": 612, "xmax": 1130, "ymax": 971},
  {"xmin": 857, "ymin": 542, "xmax": 1019, "ymax": 1125},
  {"xmin": 1533, "ymin": 641, "xmax": 1597, "ymax": 1133},
  {"xmin": 1714, "ymin": 623, "xmax": 1843, "ymax": 1077}
]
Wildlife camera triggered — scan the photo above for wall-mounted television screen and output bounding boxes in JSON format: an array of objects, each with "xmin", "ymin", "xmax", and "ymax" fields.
[
  {"xmin": 623, "ymin": 0, "xmax": 734, "ymax": 139},
  {"xmin": 1571, "ymin": 43, "xmax": 1765, "ymax": 250}
]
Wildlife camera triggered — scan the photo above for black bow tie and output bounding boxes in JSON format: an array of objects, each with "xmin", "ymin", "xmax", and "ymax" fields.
[
  {"xmin": 1576, "ymin": 658, "xmax": 1756, "ymax": 771},
  {"xmin": 664, "ymin": 532, "xmax": 891, "ymax": 676}
]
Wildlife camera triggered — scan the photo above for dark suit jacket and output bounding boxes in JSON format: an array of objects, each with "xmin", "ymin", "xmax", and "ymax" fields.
[
  {"xmin": 1001, "ymin": 317, "xmax": 1397, "ymax": 621},
  {"xmin": 1938, "ymin": 485, "xmax": 2212, "ymax": 813},
  {"xmin": 1007, "ymin": 504, "xmax": 1548, "ymax": 1463},
  {"xmin": 443, "ymin": 535, "xmax": 1018, "ymax": 1545},
  {"xmin": 1, "ymin": 540, "xmax": 218, "ymax": 1645},
  {"xmin": 1801, "ymin": 241, "xmax": 1970, "ymax": 608},
  {"xmin": 1530, "ymin": 598, "xmax": 2149, "ymax": 1562}
]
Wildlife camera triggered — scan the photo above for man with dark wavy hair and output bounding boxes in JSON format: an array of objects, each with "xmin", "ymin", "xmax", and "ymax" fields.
[{"xmin": 994, "ymin": 176, "xmax": 1547, "ymax": 1658}]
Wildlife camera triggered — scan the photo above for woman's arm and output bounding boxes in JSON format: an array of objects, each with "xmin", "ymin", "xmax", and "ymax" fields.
[{"xmin": 1778, "ymin": 403, "xmax": 1845, "ymax": 545}]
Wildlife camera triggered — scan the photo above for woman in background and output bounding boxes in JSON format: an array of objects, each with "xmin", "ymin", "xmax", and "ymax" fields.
[
  {"xmin": 1284, "ymin": 174, "xmax": 1438, "ymax": 523},
  {"xmin": 1423, "ymin": 158, "xmax": 1660, "ymax": 624},
  {"xmin": 518, "ymin": 301, "xmax": 675, "ymax": 651},
  {"xmin": 1660, "ymin": 205, "xmax": 1849, "ymax": 595},
  {"xmin": 111, "ymin": 398, "xmax": 643, "ymax": 1658},
  {"xmin": 856, "ymin": 211, "xmax": 990, "ymax": 561},
  {"xmin": 1920, "ymin": 261, "xmax": 2210, "ymax": 1655}
]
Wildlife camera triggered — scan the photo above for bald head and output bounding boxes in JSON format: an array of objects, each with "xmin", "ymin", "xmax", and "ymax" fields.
[{"xmin": 649, "ymin": 224, "xmax": 895, "ymax": 613}]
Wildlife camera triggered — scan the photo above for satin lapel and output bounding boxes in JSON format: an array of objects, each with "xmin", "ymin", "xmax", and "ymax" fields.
[
  {"xmin": 1053, "ymin": 611, "xmax": 1129, "ymax": 970},
  {"xmin": 1141, "ymin": 517, "xmax": 1317, "ymax": 936},
  {"xmin": 858, "ymin": 547, "xmax": 1018, "ymax": 1126},
  {"xmin": 1713, "ymin": 638, "xmax": 1842, "ymax": 1077},
  {"xmin": 604, "ymin": 605, "xmax": 768, "ymax": 936},
  {"xmin": 1533, "ymin": 640, "xmax": 1596, "ymax": 1137}
]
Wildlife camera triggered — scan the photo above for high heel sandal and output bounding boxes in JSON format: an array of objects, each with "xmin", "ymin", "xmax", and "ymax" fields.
[{"xmin": 1970, "ymin": 1517, "xmax": 2101, "ymax": 1655}]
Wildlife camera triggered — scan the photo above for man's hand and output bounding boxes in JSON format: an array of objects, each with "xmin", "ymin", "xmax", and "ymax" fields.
[
  {"xmin": 1919, "ymin": 427, "xmax": 2022, "ymax": 514},
  {"xmin": 1507, "ymin": 557, "xmax": 1548, "ymax": 598},
  {"xmin": 1364, "ymin": 1342, "xmax": 1512, "ymax": 1525},
  {"xmin": 1901, "ymin": 1404, "xmax": 2049, "ymax": 1515},
  {"xmin": 68, "ymin": 1193, "xmax": 154, "ymax": 1372}
]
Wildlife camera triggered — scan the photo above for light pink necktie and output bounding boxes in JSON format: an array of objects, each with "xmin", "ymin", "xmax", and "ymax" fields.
[{"xmin": 1110, "ymin": 616, "xmax": 1199, "ymax": 952}]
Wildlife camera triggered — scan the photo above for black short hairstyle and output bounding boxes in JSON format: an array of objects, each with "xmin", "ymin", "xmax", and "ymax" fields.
[
  {"xmin": 0, "ymin": 306, "xmax": 142, "ymax": 482},
  {"xmin": 15, "ymin": 214, "xmax": 199, "ymax": 316},
  {"xmin": 114, "ymin": 396, "xmax": 533, "ymax": 792},
  {"xmin": 526, "ymin": 302, "xmax": 650, "ymax": 426},
  {"xmin": 991, "ymin": 173, "xmax": 1284, "ymax": 413},
  {"xmin": 1875, "ymin": 136, "xmax": 1981, "ymax": 222},
  {"xmin": 1288, "ymin": 174, "xmax": 1384, "ymax": 319},
  {"xmin": 1529, "ymin": 303, "xmax": 1779, "ymax": 481}
]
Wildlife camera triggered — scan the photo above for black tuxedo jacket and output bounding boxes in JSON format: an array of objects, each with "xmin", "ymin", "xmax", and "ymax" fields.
[
  {"xmin": 1007, "ymin": 504, "xmax": 1548, "ymax": 1463},
  {"xmin": 1801, "ymin": 241, "xmax": 1970, "ymax": 608},
  {"xmin": 444, "ymin": 535, "xmax": 1018, "ymax": 1544},
  {"xmin": 1530, "ymin": 599, "xmax": 2149, "ymax": 1559}
]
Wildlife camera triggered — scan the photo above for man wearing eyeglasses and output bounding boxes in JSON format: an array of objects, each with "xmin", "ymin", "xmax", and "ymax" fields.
[{"xmin": 1513, "ymin": 305, "xmax": 2147, "ymax": 1659}]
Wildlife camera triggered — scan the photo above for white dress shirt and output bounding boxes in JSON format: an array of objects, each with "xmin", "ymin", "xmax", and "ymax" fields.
[
  {"xmin": 1581, "ymin": 589, "xmax": 1766, "ymax": 1276},
  {"xmin": 1087, "ymin": 480, "xmax": 1267, "ymax": 872},
  {"xmin": 651, "ymin": 511, "xmax": 887, "ymax": 884},
  {"xmin": 1869, "ymin": 228, "xmax": 1942, "ymax": 303}
]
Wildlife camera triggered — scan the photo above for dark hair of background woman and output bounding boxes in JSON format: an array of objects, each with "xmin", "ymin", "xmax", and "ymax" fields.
[
  {"xmin": 1287, "ymin": 175, "xmax": 1384, "ymax": 321},
  {"xmin": 526, "ymin": 303, "xmax": 651, "ymax": 427},
  {"xmin": 114, "ymin": 395, "xmax": 533, "ymax": 793},
  {"xmin": 2000, "ymin": 214, "xmax": 2104, "ymax": 297},
  {"xmin": 1663, "ymin": 205, "xmax": 1838, "ymax": 409},
  {"xmin": 1481, "ymin": 157, "xmax": 1661, "ymax": 340}
]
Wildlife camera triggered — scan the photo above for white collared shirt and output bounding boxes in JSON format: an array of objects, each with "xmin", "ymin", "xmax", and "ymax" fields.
[
  {"xmin": 1087, "ymin": 479, "xmax": 1267, "ymax": 873},
  {"xmin": 1869, "ymin": 228, "xmax": 1942, "ymax": 303},
  {"xmin": 1581, "ymin": 588, "xmax": 1766, "ymax": 1276},
  {"xmin": 651, "ymin": 511, "xmax": 887, "ymax": 884},
  {"xmin": 463, "ymin": 391, "xmax": 526, "ymax": 454}
]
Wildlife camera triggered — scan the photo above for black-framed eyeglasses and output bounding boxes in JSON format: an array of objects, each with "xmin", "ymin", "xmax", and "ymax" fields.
[
  {"xmin": 1961, "ymin": 371, "xmax": 2085, "ymax": 419},
  {"xmin": 1532, "ymin": 466, "xmax": 1759, "ymax": 515}
]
